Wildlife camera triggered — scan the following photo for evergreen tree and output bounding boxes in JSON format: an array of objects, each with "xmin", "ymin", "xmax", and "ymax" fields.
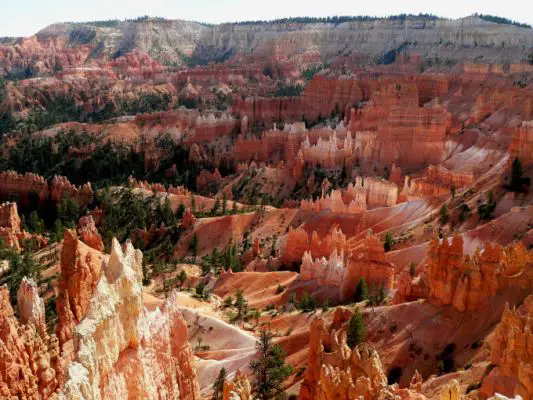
[
  {"xmin": 211, "ymin": 197, "xmax": 221, "ymax": 216},
  {"xmin": 212, "ymin": 367, "xmax": 227, "ymax": 400},
  {"xmin": 190, "ymin": 234, "xmax": 199, "ymax": 258},
  {"xmin": 354, "ymin": 278, "xmax": 368, "ymax": 302},
  {"xmin": 250, "ymin": 330, "xmax": 293, "ymax": 400},
  {"xmin": 384, "ymin": 232, "xmax": 394, "ymax": 252},
  {"xmin": 28, "ymin": 211, "xmax": 44, "ymax": 234},
  {"xmin": 235, "ymin": 289, "xmax": 247, "ymax": 318},
  {"xmin": 177, "ymin": 202, "xmax": 186, "ymax": 219},
  {"xmin": 439, "ymin": 204, "xmax": 449, "ymax": 225},
  {"xmin": 510, "ymin": 158, "xmax": 524, "ymax": 192},
  {"xmin": 178, "ymin": 270, "xmax": 187, "ymax": 290},
  {"xmin": 346, "ymin": 309, "xmax": 366, "ymax": 349},
  {"xmin": 222, "ymin": 193, "xmax": 227, "ymax": 214}
]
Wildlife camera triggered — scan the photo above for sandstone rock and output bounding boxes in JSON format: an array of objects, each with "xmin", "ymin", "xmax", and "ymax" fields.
[
  {"xmin": 484, "ymin": 296, "xmax": 533, "ymax": 399},
  {"xmin": 340, "ymin": 231, "xmax": 395, "ymax": 302},
  {"xmin": 77, "ymin": 215, "xmax": 104, "ymax": 251},
  {"xmin": 223, "ymin": 370, "xmax": 252, "ymax": 400},
  {"xmin": 509, "ymin": 121, "xmax": 533, "ymax": 167},
  {"xmin": 181, "ymin": 208, "xmax": 197, "ymax": 229},
  {"xmin": 61, "ymin": 239, "xmax": 201, "ymax": 400},
  {"xmin": 56, "ymin": 229, "xmax": 103, "ymax": 346},
  {"xmin": 426, "ymin": 236, "xmax": 533, "ymax": 312},
  {"xmin": 283, "ymin": 226, "xmax": 347, "ymax": 264},
  {"xmin": 16, "ymin": 277, "xmax": 47, "ymax": 338},
  {"xmin": 0, "ymin": 284, "xmax": 59, "ymax": 398},
  {"xmin": 300, "ymin": 310, "xmax": 424, "ymax": 400}
]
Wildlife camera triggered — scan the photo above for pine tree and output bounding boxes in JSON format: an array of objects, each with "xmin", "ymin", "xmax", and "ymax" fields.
[
  {"xmin": 190, "ymin": 234, "xmax": 199, "ymax": 258},
  {"xmin": 439, "ymin": 204, "xmax": 449, "ymax": 225},
  {"xmin": 354, "ymin": 278, "xmax": 368, "ymax": 302},
  {"xmin": 212, "ymin": 367, "xmax": 227, "ymax": 400},
  {"xmin": 250, "ymin": 330, "xmax": 293, "ymax": 400},
  {"xmin": 222, "ymin": 192, "xmax": 227, "ymax": 214},
  {"xmin": 177, "ymin": 202, "xmax": 186, "ymax": 219},
  {"xmin": 510, "ymin": 158, "xmax": 524, "ymax": 192},
  {"xmin": 384, "ymin": 232, "xmax": 394, "ymax": 252},
  {"xmin": 178, "ymin": 270, "xmax": 187, "ymax": 290},
  {"xmin": 347, "ymin": 309, "xmax": 365, "ymax": 349},
  {"xmin": 235, "ymin": 289, "xmax": 247, "ymax": 318}
]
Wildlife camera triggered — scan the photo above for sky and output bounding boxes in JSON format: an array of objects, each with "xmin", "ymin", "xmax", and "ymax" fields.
[{"xmin": 2, "ymin": 0, "xmax": 533, "ymax": 37}]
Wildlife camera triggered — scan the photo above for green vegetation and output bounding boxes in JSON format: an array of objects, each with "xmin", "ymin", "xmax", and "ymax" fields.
[
  {"xmin": 212, "ymin": 367, "xmax": 227, "ymax": 400},
  {"xmin": 230, "ymin": 14, "xmax": 441, "ymax": 26},
  {"xmin": 508, "ymin": 158, "xmax": 529, "ymax": 193},
  {"xmin": 274, "ymin": 83, "xmax": 304, "ymax": 97},
  {"xmin": 298, "ymin": 291, "xmax": 317, "ymax": 312},
  {"xmin": 477, "ymin": 191, "xmax": 496, "ymax": 221},
  {"xmin": 346, "ymin": 309, "xmax": 365, "ymax": 349},
  {"xmin": 439, "ymin": 204, "xmax": 449, "ymax": 225},
  {"xmin": 250, "ymin": 330, "xmax": 293, "ymax": 400},
  {"xmin": 0, "ymin": 244, "xmax": 43, "ymax": 305},
  {"xmin": 301, "ymin": 63, "xmax": 329, "ymax": 81},
  {"xmin": 384, "ymin": 232, "xmax": 395, "ymax": 252},
  {"xmin": 474, "ymin": 14, "xmax": 531, "ymax": 29},
  {"xmin": 354, "ymin": 278, "xmax": 368, "ymax": 302},
  {"xmin": 436, "ymin": 343, "xmax": 456, "ymax": 374}
]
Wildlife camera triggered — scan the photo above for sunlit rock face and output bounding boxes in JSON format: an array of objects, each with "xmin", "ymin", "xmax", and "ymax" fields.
[
  {"xmin": 223, "ymin": 370, "xmax": 252, "ymax": 400},
  {"xmin": 426, "ymin": 236, "xmax": 533, "ymax": 312},
  {"xmin": 0, "ymin": 282, "xmax": 60, "ymax": 398},
  {"xmin": 61, "ymin": 238, "xmax": 201, "ymax": 400},
  {"xmin": 481, "ymin": 295, "xmax": 533, "ymax": 400}
]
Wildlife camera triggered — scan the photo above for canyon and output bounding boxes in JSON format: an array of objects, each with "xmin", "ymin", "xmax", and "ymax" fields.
[{"xmin": 1, "ymin": 11, "xmax": 533, "ymax": 400}]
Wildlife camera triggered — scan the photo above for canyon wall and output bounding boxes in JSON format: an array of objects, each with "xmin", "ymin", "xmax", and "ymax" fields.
[
  {"xmin": 508, "ymin": 121, "xmax": 533, "ymax": 167},
  {"xmin": 340, "ymin": 232, "xmax": 395, "ymax": 302},
  {"xmin": 0, "ymin": 171, "xmax": 93, "ymax": 206},
  {"xmin": 0, "ymin": 279, "xmax": 60, "ymax": 398},
  {"xmin": 423, "ymin": 236, "xmax": 533, "ymax": 312},
  {"xmin": 282, "ymin": 226, "xmax": 347, "ymax": 264}
]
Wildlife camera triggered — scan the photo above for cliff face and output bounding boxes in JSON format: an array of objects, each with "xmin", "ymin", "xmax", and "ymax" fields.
[
  {"xmin": 482, "ymin": 296, "xmax": 533, "ymax": 399},
  {"xmin": 0, "ymin": 201, "xmax": 47, "ymax": 250},
  {"xmin": 0, "ymin": 171, "xmax": 93, "ymax": 207},
  {"xmin": 56, "ymin": 230, "xmax": 104, "ymax": 346},
  {"xmin": 6, "ymin": 16, "xmax": 532, "ymax": 77},
  {"xmin": 509, "ymin": 121, "xmax": 533, "ymax": 167},
  {"xmin": 61, "ymin": 238, "xmax": 201, "ymax": 400},
  {"xmin": 340, "ymin": 232, "xmax": 395, "ymax": 302},
  {"xmin": 412, "ymin": 236, "xmax": 533, "ymax": 312},
  {"xmin": 0, "ymin": 281, "xmax": 60, "ymax": 398},
  {"xmin": 282, "ymin": 226, "xmax": 347, "ymax": 264}
]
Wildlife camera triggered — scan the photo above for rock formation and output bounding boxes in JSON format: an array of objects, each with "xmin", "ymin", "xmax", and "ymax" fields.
[
  {"xmin": 0, "ymin": 201, "xmax": 47, "ymax": 250},
  {"xmin": 283, "ymin": 226, "xmax": 347, "ymax": 264},
  {"xmin": 223, "ymin": 370, "xmax": 252, "ymax": 400},
  {"xmin": 0, "ymin": 282, "xmax": 60, "ymax": 398},
  {"xmin": 299, "ymin": 309, "xmax": 425, "ymax": 400},
  {"xmin": 300, "ymin": 248, "xmax": 346, "ymax": 287},
  {"xmin": 55, "ymin": 229, "xmax": 104, "ymax": 346},
  {"xmin": 509, "ymin": 121, "xmax": 533, "ymax": 167},
  {"xmin": 481, "ymin": 295, "xmax": 533, "ymax": 399},
  {"xmin": 61, "ymin": 239, "xmax": 201, "ymax": 399},
  {"xmin": 77, "ymin": 215, "xmax": 104, "ymax": 251},
  {"xmin": 426, "ymin": 236, "xmax": 533, "ymax": 312},
  {"xmin": 0, "ymin": 171, "xmax": 93, "ymax": 207},
  {"xmin": 404, "ymin": 165, "xmax": 473, "ymax": 198},
  {"xmin": 340, "ymin": 232, "xmax": 395, "ymax": 302}
]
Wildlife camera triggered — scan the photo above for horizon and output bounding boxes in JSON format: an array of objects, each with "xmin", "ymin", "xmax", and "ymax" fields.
[{"xmin": 3, "ymin": 0, "xmax": 533, "ymax": 37}]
